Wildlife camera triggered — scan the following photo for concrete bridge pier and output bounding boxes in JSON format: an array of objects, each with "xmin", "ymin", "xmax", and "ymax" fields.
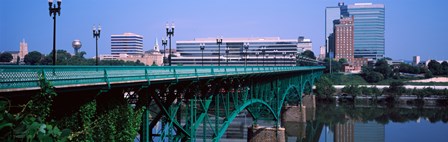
[
  {"xmin": 247, "ymin": 124, "xmax": 285, "ymax": 142},
  {"xmin": 302, "ymin": 95, "xmax": 316, "ymax": 108}
]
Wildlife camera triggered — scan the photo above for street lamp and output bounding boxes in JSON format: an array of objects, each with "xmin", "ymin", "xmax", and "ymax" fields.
[
  {"xmin": 265, "ymin": 54, "xmax": 269, "ymax": 66},
  {"xmin": 274, "ymin": 50, "xmax": 278, "ymax": 66},
  {"xmin": 244, "ymin": 42, "xmax": 249, "ymax": 67},
  {"xmin": 161, "ymin": 37, "xmax": 168, "ymax": 66},
  {"xmin": 216, "ymin": 37, "xmax": 223, "ymax": 66},
  {"xmin": 166, "ymin": 22, "xmax": 175, "ymax": 66},
  {"xmin": 48, "ymin": 0, "xmax": 61, "ymax": 65},
  {"xmin": 282, "ymin": 52, "xmax": 286, "ymax": 66},
  {"xmin": 255, "ymin": 52, "xmax": 259, "ymax": 66},
  {"xmin": 289, "ymin": 54, "xmax": 293, "ymax": 66},
  {"xmin": 225, "ymin": 47, "xmax": 230, "ymax": 66},
  {"xmin": 200, "ymin": 43, "xmax": 205, "ymax": 66},
  {"xmin": 93, "ymin": 25, "xmax": 101, "ymax": 66},
  {"xmin": 262, "ymin": 46, "xmax": 266, "ymax": 66}
]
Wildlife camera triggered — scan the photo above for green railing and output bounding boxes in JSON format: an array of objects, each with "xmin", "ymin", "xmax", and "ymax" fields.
[{"xmin": 0, "ymin": 65, "xmax": 325, "ymax": 92}]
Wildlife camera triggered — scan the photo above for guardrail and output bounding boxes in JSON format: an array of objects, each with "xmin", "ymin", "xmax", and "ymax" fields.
[{"xmin": 0, "ymin": 65, "xmax": 324, "ymax": 92}]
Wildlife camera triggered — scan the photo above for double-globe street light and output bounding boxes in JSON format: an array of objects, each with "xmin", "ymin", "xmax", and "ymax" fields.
[
  {"xmin": 225, "ymin": 47, "xmax": 230, "ymax": 66},
  {"xmin": 166, "ymin": 23, "xmax": 175, "ymax": 66},
  {"xmin": 216, "ymin": 37, "xmax": 223, "ymax": 66},
  {"xmin": 93, "ymin": 25, "xmax": 101, "ymax": 66},
  {"xmin": 200, "ymin": 43, "xmax": 205, "ymax": 66},
  {"xmin": 48, "ymin": 0, "xmax": 61, "ymax": 65},
  {"xmin": 244, "ymin": 43, "xmax": 249, "ymax": 67},
  {"xmin": 161, "ymin": 38, "xmax": 168, "ymax": 66}
]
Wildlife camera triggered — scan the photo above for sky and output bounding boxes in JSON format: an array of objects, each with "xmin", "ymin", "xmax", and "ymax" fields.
[{"xmin": 1, "ymin": 0, "xmax": 448, "ymax": 61}]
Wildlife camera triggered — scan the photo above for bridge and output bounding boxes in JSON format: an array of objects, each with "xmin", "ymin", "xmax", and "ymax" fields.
[{"xmin": 0, "ymin": 65, "xmax": 324, "ymax": 141}]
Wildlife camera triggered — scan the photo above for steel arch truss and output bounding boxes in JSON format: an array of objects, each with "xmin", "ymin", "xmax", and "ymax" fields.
[{"xmin": 139, "ymin": 69, "xmax": 323, "ymax": 142}]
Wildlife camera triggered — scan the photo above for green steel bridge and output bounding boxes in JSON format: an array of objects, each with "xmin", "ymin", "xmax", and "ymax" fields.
[{"xmin": 0, "ymin": 65, "xmax": 324, "ymax": 141}]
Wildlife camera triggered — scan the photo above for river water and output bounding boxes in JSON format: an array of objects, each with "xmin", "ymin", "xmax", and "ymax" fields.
[{"xmin": 216, "ymin": 103, "xmax": 448, "ymax": 142}]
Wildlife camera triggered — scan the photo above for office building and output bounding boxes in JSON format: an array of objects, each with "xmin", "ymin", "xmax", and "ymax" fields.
[
  {"xmin": 334, "ymin": 16, "xmax": 354, "ymax": 63},
  {"xmin": 325, "ymin": 2, "xmax": 348, "ymax": 58},
  {"xmin": 348, "ymin": 3, "xmax": 385, "ymax": 60},
  {"xmin": 173, "ymin": 37, "xmax": 306, "ymax": 66},
  {"xmin": 413, "ymin": 56, "xmax": 420, "ymax": 65},
  {"xmin": 319, "ymin": 45, "xmax": 326, "ymax": 60},
  {"xmin": 297, "ymin": 36, "xmax": 312, "ymax": 52},
  {"xmin": 100, "ymin": 39, "xmax": 163, "ymax": 66},
  {"xmin": 111, "ymin": 33, "xmax": 144, "ymax": 56},
  {"xmin": 19, "ymin": 39, "xmax": 28, "ymax": 61}
]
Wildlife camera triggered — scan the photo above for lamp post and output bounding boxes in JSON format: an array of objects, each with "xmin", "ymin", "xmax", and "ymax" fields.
[
  {"xmin": 265, "ymin": 54, "xmax": 269, "ymax": 66},
  {"xmin": 200, "ymin": 43, "xmax": 205, "ymax": 66},
  {"xmin": 289, "ymin": 54, "xmax": 293, "ymax": 66},
  {"xmin": 225, "ymin": 47, "xmax": 230, "ymax": 66},
  {"xmin": 274, "ymin": 50, "xmax": 278, "ymax": 66},
  {"xmin": 216, "ymin": 37, "xmax": 223, "ymax": 66},
  {"xmin": 262, "ymin": 46, "xmax": 266, "ymax": 66},
  {"xmin": 93, "ymin": 25, "xmax": 101, "ymax": 66},
  {"xmin": 244, "ymin": 43, "xmax": 249, "ymax": 67},
  {"xmin": 48, "ymin": 0, "xmax": 61, "ymax": 65},
  {"xmin": 282, "ymin": 52, "xmax": 286, "ymax": 66},
  {"xmin": 255, "ymin": 52, "xmax": 259, "ymax": 66},
  {"xmin": 161, "ymin": 38, "xmax": 167, "ymax": 66},
  {"xmin": 166, "ymin": 22, "xmax": 175, "ymax": 66}
]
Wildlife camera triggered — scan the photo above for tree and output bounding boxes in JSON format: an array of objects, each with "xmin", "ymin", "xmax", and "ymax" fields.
[
  {"xmin": 0, "ymin": 52, "xmax": 13, "ymax": 62},
  {"xmin": 338, "ymin": 58, "xmax": 348, "ymax": 64},
  {"xmin": 364, "ymin": 71, "xmax": 384, "ymax": 83},
  {"xmin": 24, "ymin": 51, "xmax": 43, "ymax": 65},
  {"xmin": 323, "ymin": 58, "xmax": 342, "ymax": 73},
  {"xmin": 428, "ymin": 60, "xmax": 442, "ymax": 75},
  {"xmin": 441, "ymin": 61, "xmax": 448, "ymax": 75},
  {"xmin": 301, "ymin": 50, "xmax": 316, "ymax": 59},
  {"xmin": 374, "ymin": 59, "xmax": 392, "ymax": 79},
  {"xmin": 315, "ymin": 76, "xmax": 336, "ymax": 99}
]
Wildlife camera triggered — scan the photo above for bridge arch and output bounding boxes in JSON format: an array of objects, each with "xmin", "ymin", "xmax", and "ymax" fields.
[
  {"xmin": 278, "ymin": 85, "xmax": 302, "ymax": 114},
  {"xmin": 213, "ymin": 98, "xmax": 277, "ymax": 142}
]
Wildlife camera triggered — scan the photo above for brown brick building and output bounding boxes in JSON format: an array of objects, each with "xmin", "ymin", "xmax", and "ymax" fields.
[{"xmin": 334, "ymin": 16, "xmax": 354, "ymax": 63}]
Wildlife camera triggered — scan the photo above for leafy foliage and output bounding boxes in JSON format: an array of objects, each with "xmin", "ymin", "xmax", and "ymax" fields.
[
  {"xmin": 315, "ymin": 76, "xmax": 336, "ymax": 99},
  {"xmin": 24, "ymin": 51, "xmax": 43, "ymax": 65},
  {"xmin": 0, "ymin": 52, "xmax": 14, "ymax": 62}
]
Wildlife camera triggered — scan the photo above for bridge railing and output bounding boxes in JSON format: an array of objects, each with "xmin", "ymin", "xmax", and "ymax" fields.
[{"xmin": 0, "ymin": 66, "xmax": 324, "ymax": 92}]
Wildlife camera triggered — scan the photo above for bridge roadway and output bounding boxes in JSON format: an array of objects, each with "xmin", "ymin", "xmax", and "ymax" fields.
[
  {"xmin": 0, "ymin": 65, "xmax": 325, "ymax": 142},
  {"xmin": 0, "ymin": 65, "xmax": 323, "ymax": 93}
]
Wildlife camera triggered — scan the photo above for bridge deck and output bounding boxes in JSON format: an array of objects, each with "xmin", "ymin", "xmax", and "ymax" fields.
[{"xmin": 0, "ymin": 66, "xmax": 324, "ymax": 93}]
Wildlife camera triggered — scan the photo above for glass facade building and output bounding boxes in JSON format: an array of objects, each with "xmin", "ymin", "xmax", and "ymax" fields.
[
  {"xmin": 348, "ymin": 3, "xmax": 385, "ymax": 60},
  {"xmin": 173, "ymin": 37, "xmax": 305, "ymax": 66},
  {"xmin": 111, "ymin": 33, "xmax": 144, "ymax": 56}
]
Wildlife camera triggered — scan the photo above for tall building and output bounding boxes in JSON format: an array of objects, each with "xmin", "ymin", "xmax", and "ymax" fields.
[
  {"xmin": 319, "ymin": 45, "xmax": 326, "ymax": 60},
  {"xmin": 334, "ymin": 16, "xmax": 354, "ymax": 63},
  {"xmin": 173, "ymin": 37, "xmax": 304, "ymax": 66},
  {"xmin": 348, "ymin": 3, "xmax": 385, "ymax": 60},
  {"xmin": 413, "ymin": 56, "xmax": 420, "ymax": 65},
  {"xmin": 111, "ymin": 33, "xmax": 144, "ymax": 56},
  {"xmin": 325, "ymin": 2, "xmax": 348, "ymax": 58},
  {"xmin": 297, "ymin": 36, "xmax": 312, "ymax": 52},
  {"xmin": 19, "ymin": 39, "xmax": 28, "ymax": 61}
]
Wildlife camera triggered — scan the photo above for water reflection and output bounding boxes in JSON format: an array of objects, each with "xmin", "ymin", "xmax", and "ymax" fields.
[{"xmin": 311, "ymin": 104, "xmax": 448, "ymax": 142}]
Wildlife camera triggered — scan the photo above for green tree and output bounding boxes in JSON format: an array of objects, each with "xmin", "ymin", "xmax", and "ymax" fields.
[
  {"xmin": 338, "ymin": 58, "xmax": 348, "ymax": 64},
  {"xmin": 428, "ymin": 60, "xmax": 442, "ymax": 75},
  {"xmin": 0, "ymin": 52, "xmax": 13, "ymax": 62},
  {"xmin": 323, "ymin": 58, "xmax": 342, "ymax": 73},
  {"xmin": 364, "ymin": 71, "xmax": 384, "ymax": 83},
  {"xmin": 441, "ymin": 61, "xmax": 448, "ymax": 75},
  {"xmin": 374, "ymin": 59, "xmax": 392, "ymax": 79},
  {"xmin": 24, "ymin": 51, "xmax": 43, "ymax": 65},
  {"xmin": 315, "ymin": 76, "xmax": 336, "ymax": 99},
  {"xmin": 301, "ymin": 50, "xmax": 316, "ymax": 59}
]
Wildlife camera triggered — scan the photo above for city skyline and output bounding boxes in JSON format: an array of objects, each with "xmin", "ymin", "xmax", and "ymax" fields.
[{"xmin": 1, "ymin": 0, "xmax": 447, "ymax": 61}]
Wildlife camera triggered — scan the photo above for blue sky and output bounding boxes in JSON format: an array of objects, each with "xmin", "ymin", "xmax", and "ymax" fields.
[{"xmin": 1, "ymin": 0, "xmax": 447, "ymax": 61}]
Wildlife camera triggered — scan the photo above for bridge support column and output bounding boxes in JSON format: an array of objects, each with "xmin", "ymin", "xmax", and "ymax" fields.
[
  {"xmin": 302, "ymin": 95, "xmax": 316, "ymax": 108},
  {"xmin": 247, "ymin": 125, "xmax": 285, "ymax": 142},
  {"xmin": 282, "ymin": 105, "xmax": 306, "ymax": 123}
]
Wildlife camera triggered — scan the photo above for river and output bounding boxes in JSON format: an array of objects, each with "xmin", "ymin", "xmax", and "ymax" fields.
[{"xmin": 216, "ymin": 103, "xmax": 448, "ymax": 142}]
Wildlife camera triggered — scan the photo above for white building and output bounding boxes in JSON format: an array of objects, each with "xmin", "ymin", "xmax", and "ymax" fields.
[
  {"xmin": 173, "ymin": 37, "xmax": 313, "ymax": 66},
  {"xmin": 111, "ymin": 33, "xmax": 144, "ymax": 56}
]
